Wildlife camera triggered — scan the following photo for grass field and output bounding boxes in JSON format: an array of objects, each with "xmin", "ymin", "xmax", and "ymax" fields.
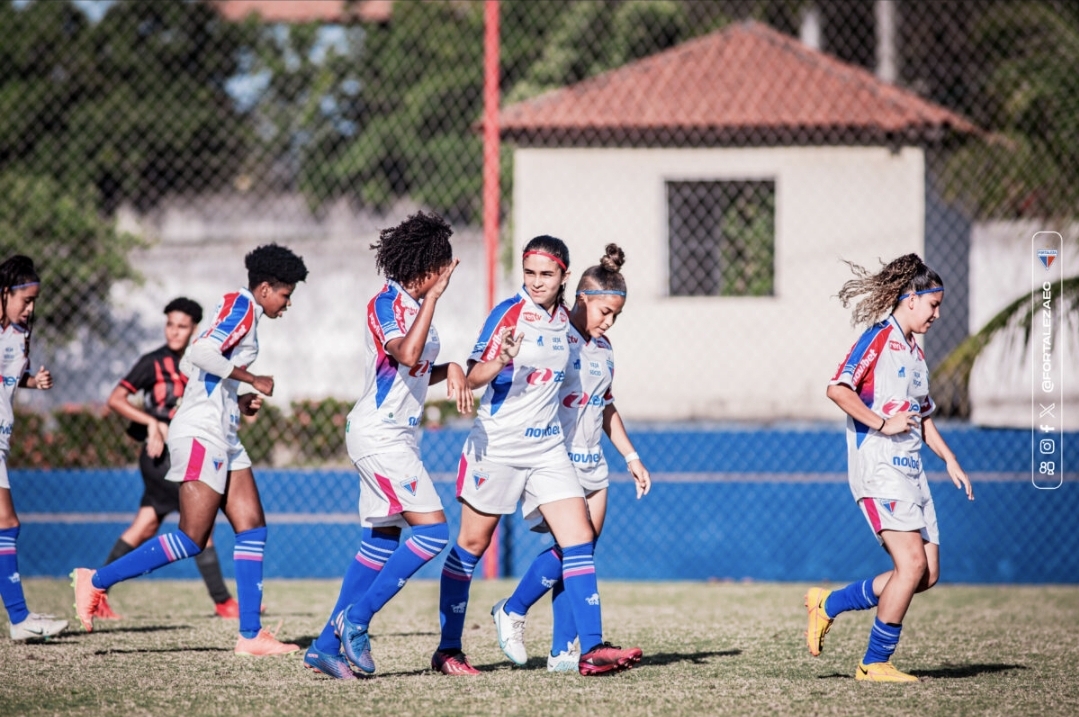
[{"xmin": 2, "ymin": 578, "xmax": 1077, "ymax": 716}]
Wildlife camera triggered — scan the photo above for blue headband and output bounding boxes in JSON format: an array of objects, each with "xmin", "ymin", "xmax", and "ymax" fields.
[
  {"xmin": 580, "ymin": 289, "xmax": 626, "ymax": 297},
  {"xmin": 897, "ymin": 287, "xmax": 943, "ymax": 301},
  {"xmin": 10, "ymin": 282, "xmax": 39, "ymax": 290}
]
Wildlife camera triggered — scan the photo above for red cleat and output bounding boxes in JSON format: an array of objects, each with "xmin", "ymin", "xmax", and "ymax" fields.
[
  {"xmin": 431, "ymin": 649, "xmax": 481, "ymax": 676},
  {"xmin": 92, "ymin": 593, "xmax": 123, "ymax": 620},
  {"xmin": 578, "ymin": 642, "xmax": 642, "ymax": 676}
]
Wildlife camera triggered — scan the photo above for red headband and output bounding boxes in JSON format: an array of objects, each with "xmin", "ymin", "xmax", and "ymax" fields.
[{"xmin": 523, "ymin": 250, "xmax": 567, "ymax": 271}]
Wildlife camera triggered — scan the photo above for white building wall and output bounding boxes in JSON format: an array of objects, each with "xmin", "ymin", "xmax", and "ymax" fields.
[{"xmin": 513, "ymin": 146, "xmax": 926, "ymax": 421}]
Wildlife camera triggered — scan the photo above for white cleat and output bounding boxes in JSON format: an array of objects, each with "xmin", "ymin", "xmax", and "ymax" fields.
[
  {"xmin": 547, "ymin": 645, "xmax": 580, "ymax": 673},
  {"xmin": 10, "ymin": 612, "xmax": 68, "ymax": 641},
  {"xmin": 491, "ymin": 598, "xmax": 528, "ymax": 666}
]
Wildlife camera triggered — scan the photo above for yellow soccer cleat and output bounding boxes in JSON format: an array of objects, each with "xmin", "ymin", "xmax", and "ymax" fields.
[
  {"xmin": 855, "ymin": 661, "xmax": 919, "ymax": 683},
  {"xmin": 804, "ymin": 587, "xmax": 833, "ymax": 656}
]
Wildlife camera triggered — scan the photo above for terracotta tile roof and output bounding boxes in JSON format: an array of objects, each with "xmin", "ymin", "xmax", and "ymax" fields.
[
  {"xmin": 213, "ymin": 0, "xmax": 392, "ymax": 24},
  {"xmin": 499, "ymin": 21, "xmax": 977, "ymax": 146}
]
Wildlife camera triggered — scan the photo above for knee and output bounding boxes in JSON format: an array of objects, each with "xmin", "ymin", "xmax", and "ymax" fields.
[{"xmin": 457, "ymin": 533, "xmax": 491, "ymax": 556}]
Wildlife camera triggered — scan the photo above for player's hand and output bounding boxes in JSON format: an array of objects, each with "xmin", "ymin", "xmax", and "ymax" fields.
[
  {"xmin": 239, "ymin": 393, "xmax": 263, "ymax": 417},
  {"xmin": 34, "ymin": 366, "xmax": 52, "ymax": 390},
  {"xmin": 628, "ymin": 458, "xmax": 651, "ymax": 500},
  {"xmin": 251, "ymin": 375, "xmax": 274, "ymax": 396},
  {"xmin": 427, "ymin": 258, "xmax": 459, "ymax": 301},
  {"xmin": 146, "ymin": 420, "xmax": 165, "ymax": 458},
  {"xmin": 946, "ymin": 458, "xmax": 973, "ymax": 501},
  {"xmin": 445, "ymin": 362, "xmax": 474, "ymax": 415},
  {"xmin": 880, "ymin": 411, "xmax": 918, "ymax": 435},
  {"xmin": 497, "ymin": 328, "xmax": 523, "ymax": 364}
]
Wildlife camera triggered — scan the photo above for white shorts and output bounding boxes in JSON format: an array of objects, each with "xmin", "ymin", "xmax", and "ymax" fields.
[
  {"xmin": 0, "ymin": 452, "xmax": 8, "ymax": 490},
  {"xmin": 571, "ymin": 459, "xmax": 610, "ymax": 494},
  {"xmin": 164, "ymin": 436, "xmax": 251, "ymax": 495},
  {"xmin": 858, "ymin": 495, "xmax": 939, "ymax": 546},
  {"xmin": 456, "ymin": 447, "xmax": 584, "ymax": 521},
  {"xmin": 354, "ymin": 450, "xmax": 444, "ymax": 529}
]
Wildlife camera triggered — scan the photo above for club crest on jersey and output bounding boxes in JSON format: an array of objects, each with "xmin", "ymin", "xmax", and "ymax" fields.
[
  {"xmin": 473, "ymin": 471, "xmax": 489, "ymax": 489},
  {"xmin": 880, "ymin": 499, "xmax": 898, "ymax": 514},
  {"xmin": 400, "ymin": 477, "xmax": 419, "ymax": 496}
]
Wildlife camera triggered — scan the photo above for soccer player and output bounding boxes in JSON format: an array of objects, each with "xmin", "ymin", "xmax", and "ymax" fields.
[
  {"xmin": 491, "ymin": 243, "xmax": 651, "ymax": 672},
  {"xmin": 0, "ymin": 255, "xmax": 68, "ymax": 641},
  {"xmin": 98, "ymin": 298, "xmax": 239, "ymax": 620},
  {"xmin": 72, "ymin": 244, "xmax": 308, "ymax": 657},
  {"xmin": 304, "ymin": 212, "xmax": 472, "ymax": 680},
  {"xmin": 805, "ymin": 253, "xmax": 974, "ymax": 682},
  {"xmin": 431, "ymin": 235, "xmax": 642, "ymax": 677}
]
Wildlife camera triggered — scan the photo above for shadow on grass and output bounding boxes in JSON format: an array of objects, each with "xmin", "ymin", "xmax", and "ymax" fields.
[
  {"xmin": 639, "ymin": 649, "xmax": 741, "ymax": 667},
  {"xmin": 95, "ymin": 624, "xmax": 192, "ymax": 635},
  {"xmin": 92, "ymin": 646, "xmax": 231, "ymax": 655},
  {"xmin": 817, "ymin": 663, "xmax": 1027, "ymax": 680}
]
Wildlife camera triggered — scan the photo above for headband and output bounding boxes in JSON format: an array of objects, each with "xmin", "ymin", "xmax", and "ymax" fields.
[
  {"xmin": 523, "ymin": 250, "xmax": 567, "ymax": 271},
  {"xmin": 580, "ymin": 289, "xmax": 626, "ymax": 297},
  {"xmin": 10, "ymin": 282, "xmax": 40, "ymax": 290},
  {"xmin": 897, "ymin": 287, "xmax": 943, "ymax": 301}
]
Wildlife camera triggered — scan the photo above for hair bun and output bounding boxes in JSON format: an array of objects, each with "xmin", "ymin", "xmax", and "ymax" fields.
[{"xmin": 599, "ymin": 243, "xmax": 625, "ymax": 273}]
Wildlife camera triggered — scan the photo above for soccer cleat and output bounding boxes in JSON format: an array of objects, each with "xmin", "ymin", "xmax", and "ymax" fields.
[
  {"xmin": 234, "ymin": 623, "xmax": 300, "ymax": 657},
  {"xmin": 303, "ymin": 645, "xmax": 358, "ymax": 680},
  {"xmin": 804, "ymin": 587, "xmax": 834, "ymax": 657},
  {"xmin": 92, "ymin": 593, "xmax": 122, "ymax": 620},
  {"xmin": 333, "ymin": 607, "xmax": 375, "ymax": 674},
  {"xmin": 10, "ymin": 612, "xmax": 69, "ymax": 641},
  {"xmin": 491, "ymin": 598, "xmax": 527, "ymax": 666},
  {"xmin": 578, "ymin": 642, "xmax": 643, "ymax": 676},
  {"xmin": 71, "ymin": 568, "xmax": 105, "ymax": 633},
  {"xmin": 856, "ymin": 661, "xmax": 919, "ymax": 683},
  {"xmin": 431, "ymin": 649, "xmax": 481, "ymax": 676},
  {"xmin": 547, "ymin": 647, "xmax": 580, "ymax": 673},
  {"xmin": 215, "ymin": 598, "xmax": 240, "ymax": 619}
]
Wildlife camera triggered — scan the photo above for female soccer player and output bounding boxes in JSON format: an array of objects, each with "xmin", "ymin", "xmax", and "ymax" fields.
[
  {"xmin": 491, "ymin": 243, "xmax": 651, "ymax": 672},
  {"xmin": 97, "ymin": 297, "xmax": 238, "ymax": 620},
  {"xmin": 73, "ymin": 244, "xmax": 308, "ymax": 657},
  {"xmin": 303, "ymin": 212, "xmax": 472, "ymax": 680},
  {"xmin": 805, "ymin": 253, "xmax": 973, "ymax": 682},
  {"xmin": 432, "ymin": 235, "xmax": 642, "ymax": 677},
  {"xmin": 0, "ymin": 256, "xmax": 68, "ymax": 641}
]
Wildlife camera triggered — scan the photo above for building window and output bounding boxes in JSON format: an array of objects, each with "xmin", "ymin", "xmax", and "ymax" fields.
[{"xmin": 667, "ymin": 180, "xmax": 775, "ymax": 297}]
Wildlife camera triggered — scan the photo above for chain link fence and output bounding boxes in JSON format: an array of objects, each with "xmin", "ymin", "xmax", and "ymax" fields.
[{"xmin": 2, "ymin": 0, "xmax": 1077, "ymax": 579}]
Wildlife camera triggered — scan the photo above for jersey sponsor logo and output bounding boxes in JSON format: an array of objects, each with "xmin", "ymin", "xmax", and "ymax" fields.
[
  {"xmin": 888, "ymin": 340, "xmax": 905, "ymax": 352},
  {"xmin": 562, "ymin": 392, "xmax": 603, "ymax": 408},
  {"xmin": 401, "ymin": 477, "xmax": 418, "ymax": 496},
  {"xmin": 898, "ymin": 367, "xmax": 906, "ymax": 378},
  {"xmin": 568, "ymin": 334, "xmax": 579, "ymax": 344},
  {"xmin": 569, "ymin": 450, "xmax": 603, "ymax": 464},
  {"xmin": 850, "ymin": 348, "xmax": 878, "ymax": 385},
  {"xmin": 526, "ymin": 369, "xmax": 565, "ymax": 385},
  {"xmin": 524, "ymin": 423, "xmax": 561, "ymax": 438},
  {"xmin": 522, "ymin": 311, "xmax": 543, "ymax": 322},
  {"xmin": 408, "ymin": 360, "xmax": 433, "ymax": 378},
  {"xmin": 882, "ymin": 397, "xmax": 921, "ymax": 416},
  {"xmin": 0, "ymin": 422, "xmax": 12, "ymax": 436},
  {"xmin": 408, "ymin": 416, "xmax": 421, "ymax": 427},
  {"xmin": 588, "ymin": 361, "xmax": 602, "ymax": 377},
  {"xmin": 911, "ymin": 370, "xmax": 925, "ymax": 389},
  {"xmin": 0, "ymin": 374, "xmax": 17, "ymax": 387},
  {"xmin": 541, "ymin": 576, "xmax": 557, "ymax": 588},
  {"xmin": 473, "ymin": 471, "xmax": 489, "ymax": 489},
  {"xmin": 3, "ymin": 346, "xmax": 16, "ymax": 359},
  {"xmin": 892, "ymin": 455, "xmax": 921, "ymax": 472}
]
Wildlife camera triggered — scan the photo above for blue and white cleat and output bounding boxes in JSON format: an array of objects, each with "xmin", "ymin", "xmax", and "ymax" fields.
[
  {"xmin": 334, "ymin": 607, "xmax": 375, "ymax": 674},
  {"xmin": 303, "ymin": 644, "xmax": 358, "ymax": 680},
  {"xmin": 547, "ymin": 646, "xmax": 580, "ymax": 673},
  {"xmin": 491, "ymin": 598, "xmax": 528, "ymax": 666}
]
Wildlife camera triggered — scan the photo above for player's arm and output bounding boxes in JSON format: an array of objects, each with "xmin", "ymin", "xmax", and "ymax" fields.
[
  {"xmin": 466, "ymin": 327, "xmax": 522, "ymax": 390},
  {"xmin": 385, "ymin": 259, "xmax": 459, "ymax": 368},
  {"xmin": 922, "ymin": 416, "xmax": 973, "ymax": 500},
  {"xmin": 19, "ymin": 366, "xmax": 52, "ymax": 390},
  {"xmin": 188, "ymin": 337, "xmax": 274, "ymax": 396},
  {"xmin": 825, "ymin": 383, "xmax": 916, "ymax": 436},
  {"xmin": 430, "ymin": 362, "xmax": 474, "ymax": 415},
  {"xmin": 602, "ymin": 402, "xmax": 650, "ymax": 499}
]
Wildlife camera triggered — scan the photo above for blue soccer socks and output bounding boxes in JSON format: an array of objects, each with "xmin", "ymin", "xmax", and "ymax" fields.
[
  {"xmin": 234, "ymin": 527, "xmax": 267, "ymax": 638},
  {"xmin": 437, "ymin": 544, "xmax": 481, "ymax": 652},
  {"xmin": 549, "ymin": 575, "xmax": 578, "ymax": 656},
  {"xmin": 92, "ymin": 530, "xmax": 201, "ymax": 590},
  {"xmin": 315, "ymin": 528, "xmax": 400, "ymax": 653},
  {"xmin": 506, "ymin": 545, "xmax": 562, "ymax": 616},
  {"xmin": 863, "ymin": 617, "xmax": 903, "ymax": 665},
  {"xmin": 0, "ymin": 527, "xmax": 29, "ymax": 624},
  {"xmin": 560, "ymin": 542, "xmax": 602, "ymax": 652},
  {"xmin": 348, "ymin": 523, "xmax": 449, "ymax": 627},
  {"xmin": 824, "ymin": 578, "xmax": 879, "ymax": 618}
]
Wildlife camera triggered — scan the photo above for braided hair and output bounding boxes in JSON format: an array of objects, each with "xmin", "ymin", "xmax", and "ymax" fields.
[
  {"xmin": 576, "ymin": 243, "xmax": 627, "ymax": 296},
  {"xmin": 523, "ymin": 235, "xmax": 571, "ymax": 307},
  {"xmin": 0, "ymin": 255, "xmax": 40, "ymax": 359},
  {"xmin": 371, "ymin": 211, "xmax": 454, "ymax": 286},
  {"xmin": 837, "ymin": 253, "xmax": 943, "ymax": 327}
]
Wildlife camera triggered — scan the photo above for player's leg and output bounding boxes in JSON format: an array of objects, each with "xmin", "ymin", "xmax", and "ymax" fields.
[
  {"xmin": 1, "ymin": 481, "xmax": 68, "ymax": 640},
  {"xmin": 856, "ymin": 529, "xmax": 926, "ymax": 682}
]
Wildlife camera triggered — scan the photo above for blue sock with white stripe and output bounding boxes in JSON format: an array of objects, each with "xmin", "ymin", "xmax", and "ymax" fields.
[
  {"xmin": 505, "ymin": 545, "xmax": 562, "ymax": 616},
  {"xmin": 234, "ymin": 527, "xmax": 267, "ymax": 638},
  {"xmin": 823, "ymin": 578, "xmax": 879, "ymax": 618},
  {"xmin": 349, "ymin": 523, "xmax": 449, "ymax": 627},
  {"xmin": 315, "ymin": 528, "xmax": 400, "ymax": 653},
  {"xmin": 0, "ymin": 527, "xmax": 29, "ymax": 624},
  {"xmin": 560, "ymin": 542, "xmax": 603, "ymax": 653},
  {"xmin": 863, "ymin": 617, "xmax": 902, "ymax": 665},
  {"xmin": 437, "ymin": 544, "xmax": 481, "ymax": 652},
  {"xmin": 92, "ymin": 530, "xmax": 201, "ymax": 590},
  {"xmin": 549, "ymin": 574, "xmax": 578, "ymax": 656}
]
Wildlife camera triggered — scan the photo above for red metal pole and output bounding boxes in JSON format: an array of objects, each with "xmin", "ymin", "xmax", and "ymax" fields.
[{"xmin": 481, "ymin": 0, "xmax": 501, "ymax": 580}]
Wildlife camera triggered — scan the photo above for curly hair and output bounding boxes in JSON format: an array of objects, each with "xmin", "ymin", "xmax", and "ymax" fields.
[
  {"xmin": 245, "ymin": 244, "xmax": 309, "ymax": 288},
  {"xmin": 837, "ymin": 253, "xmax": 943, "ymax": 327},
  {"xmin": 523, "ymin": 235, "xmax": 571, "ymax": 307},
  {"xmin": 164, "ymin": 297, "xmax": 203, "ymax": 324},
  {"xmin": 370, "ymin": 211, "xmax": 454, "ymax": 286},
  {"xmin": 0, "ymin": 254, "xmax": 40, "ymax": 358},
  {"xmin": 576, "ymin": 243, "xmax": 627, "ymax": 296}
]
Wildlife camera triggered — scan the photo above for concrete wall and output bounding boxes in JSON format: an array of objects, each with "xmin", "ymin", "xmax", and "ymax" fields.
[{"xmin": 512, "ymin": 146, "xmax": 926, "ymax": 421}]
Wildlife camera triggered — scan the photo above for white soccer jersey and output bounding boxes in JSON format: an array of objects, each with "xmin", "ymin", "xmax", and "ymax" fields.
[
  {"xmin": 558, "ymin": 323, "xmax": 615, "ymax": 476},
  {"xmin": 464, "ymin": 287, "xmax": 571, "ymax": 464},
  {"xmin": 346, "ymin": 280, "xmax": 440, "ymax": 459},
  {"xmin": 831, "ymin": 315, "xmax": 937, "ymax": 503},
  {"xmin": 0, "ymin": 324, "xmax": 29, "ymax": 454},
  {"xmin": 170, "ymin": 288, "xmax": 262, "ymax": 448}
]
